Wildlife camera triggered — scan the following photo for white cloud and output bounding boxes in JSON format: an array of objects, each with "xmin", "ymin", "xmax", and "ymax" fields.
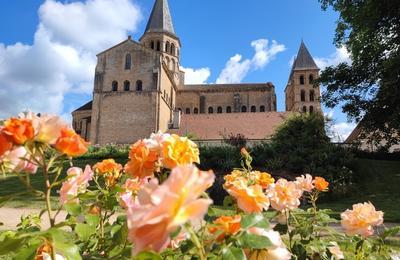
[
  {"xmin": 0, "ymin": 0, "xmax": 142, "ymax": 120},
  {"xmin": 330, "ymin": 122, "xmax": 357, "ymax": 143},
  {"xmin": 216, "ymin": 39, "xmax": 286, "ymax": 84},
  {"xmin": 314, "ymin": 46, "xmax": 351, "ymax": 69},
  {"xmin": 180, "ymin": 66, "xmax": 211, "ymax": 84}
]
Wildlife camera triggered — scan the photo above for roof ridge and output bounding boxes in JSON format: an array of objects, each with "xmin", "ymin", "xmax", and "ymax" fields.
[{"xmin": 145, "ymin": 0, "xmax": 175, "ymax": 35}]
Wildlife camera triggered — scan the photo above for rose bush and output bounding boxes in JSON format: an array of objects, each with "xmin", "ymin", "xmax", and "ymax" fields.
[{"xmin": 0, "ymin": 112, "xmax": 399, "ymax": 259}]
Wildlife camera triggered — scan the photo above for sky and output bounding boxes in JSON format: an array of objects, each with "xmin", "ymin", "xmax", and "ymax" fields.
[{"xmin": 0, "ymin": 0, "xmax": 355, "ymax": 141}]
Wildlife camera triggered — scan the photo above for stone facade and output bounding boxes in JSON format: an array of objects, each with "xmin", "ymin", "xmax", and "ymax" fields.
[{"xmin": 72, "ymin": 0, "xmax": 322, "ymax": 145}]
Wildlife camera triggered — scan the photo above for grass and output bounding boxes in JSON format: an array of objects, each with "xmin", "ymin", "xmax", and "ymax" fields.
[{"xmin": 0, "ymin": 157, "xmax": 399, "ymax": 222}]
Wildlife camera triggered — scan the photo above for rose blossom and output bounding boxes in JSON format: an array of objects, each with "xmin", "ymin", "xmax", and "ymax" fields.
[
  {"xmin": 247, "ymin": 227, "xmax": 291, "ymax": 260},
  {"xmin": 328, "ymin": 244, "xmax": 344, "ymax": 259},
  {"xmin": 267, "ymin": 178, "xmax": 303, "ymax": 211},
  {"xmin": 127, "ymin": 165, "xmax": 214, "ymax": 255},
  {"xmin": 0, "ymin": 146, "xmax": 38, "ymax": 174},
  {"xmin": 295, "ymin": 174, "xmax": 314, "ymax": 192},
  {"xmin": 118, "ymin": 178, "xmax": 147, "ymax": 209},
  {"xmin": 340, "ymin": 202, "xmax": 383, "ymax": 237},
  {"xmin": 60, "ymin": 166, "xmax": 93, "ymax": 205}
]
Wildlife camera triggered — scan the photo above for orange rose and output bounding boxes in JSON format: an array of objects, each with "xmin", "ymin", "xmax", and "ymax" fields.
[
  {"xmin": 55, "ymin": 128, "xmax": 89, "ymax": 157},
  {"xmin": 341, "ymin": 202, "xmax": 383, "ymax": 237},
  {"xmin": 125, "ymin": 140, "xmax": 159, "ymax": 179},
  {"xmin": 93, "ymin": 159, "xmax": 122, "ymax": 175},
  {"xmin": 208, "ymin": 215, "xmax": 241, "ymax": 241},
  {"xmin": 0, "ymin": 130, "xmax": 13, "ymax": 157},
  {"xmin": 3, "ymin": 118, "xmax": 35, "ymax": 145},
  {"xmin": 240, "ymin": 147, "xmax": 249, "ymax": 157},
  {"xmin": 254, "ymin": 171, "xmax": 275, "ymax": 189},
  {"xmin": 161, "ymin": 134, "xmax": 200, "ymax": 169},
  {"xmin": 313, "ymin": 177, "xmax": 329, "ymax": 192}
]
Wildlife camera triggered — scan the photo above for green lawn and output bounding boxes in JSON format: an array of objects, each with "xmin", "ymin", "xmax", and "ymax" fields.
[{"xmin": 1, "ymin": 157, "xmax": 399, "ymax": 222}]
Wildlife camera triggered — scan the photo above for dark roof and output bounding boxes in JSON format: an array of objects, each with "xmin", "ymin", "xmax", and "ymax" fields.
[
  {"xmin": 145, "ymin": 0, "xmax": 175, "ymax": 35},
  {"xmin": 180, "ymin": 83, "xmax": 275, "ymax": 92},
  {"xmin": 73, "ymin": 101, "xmax": 92, "ymax": 112},
  {"xmin": 292, "ymin": 40, "xmax": 319, "ymax": 71}
]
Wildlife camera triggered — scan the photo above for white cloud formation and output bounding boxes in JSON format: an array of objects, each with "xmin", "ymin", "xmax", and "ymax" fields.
[
  {"xmin": 216, "ymin": 39, "xmax": 286, "ymax": 84},
  {"xmin": 180, "ymin": 66, "xmax": 211, "ymax": 84},
  {"xmin": 330, "ymin": 122, "xmax": 357, "ymax": 143},
  {"xmin": 0, "ymin": 0, "xmax": 141, "ymax": 120},
  {"xmin": 314, "ymin": 46, "xmax": 351, "ymax": 69}
]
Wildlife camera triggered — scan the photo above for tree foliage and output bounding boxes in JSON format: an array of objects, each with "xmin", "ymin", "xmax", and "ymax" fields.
[{"xmin": 317, "ymin": 0, "xmax": 400, "ymax": 148}]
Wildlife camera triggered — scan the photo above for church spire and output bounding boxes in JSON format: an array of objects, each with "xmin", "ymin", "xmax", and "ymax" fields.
[
  {"xmin": 145, "ymin": 0, "xmax": 176, "ymax": 36},
  {"xmin": 292, "ymin": 40, "xmax": 319, "ymax": 70}
]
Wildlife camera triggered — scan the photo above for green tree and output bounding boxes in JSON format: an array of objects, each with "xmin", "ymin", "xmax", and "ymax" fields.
[{"xmin": 317, "ymin": 0, "xmax": 400, "ymax": 148}]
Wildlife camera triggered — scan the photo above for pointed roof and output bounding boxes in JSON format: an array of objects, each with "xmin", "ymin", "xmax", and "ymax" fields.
[
  {"xmin": 145, "ymin": 0, "xmax": 176, "ymax": 35},
  {"xmin": 292, "ymin": 40, "xmax": 319, "ymax": 70}
]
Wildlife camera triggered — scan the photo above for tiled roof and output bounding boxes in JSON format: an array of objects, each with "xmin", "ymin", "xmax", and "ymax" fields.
[
  {"xmin": 145, "ymin": 0, "xmax": 175, "ymax": 35},
  {"xmin": 170, "ymin": 112, "xmax": 290, "ymax": 140},
  {"xmin": 292, "ymin": 40, "xmax": 319, "ymax": 71},
  {"xmin": 181, "ymin": 83, "xmax": 275, "ymax": 92},
  {"xmin": 73, "ymin": 101, "xmax": 92, "ymax": 112}
]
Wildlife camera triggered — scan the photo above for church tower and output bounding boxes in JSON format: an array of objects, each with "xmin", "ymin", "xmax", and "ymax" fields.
[
  {"xmin": 140, "ymin": 0, "xmax": 184, "ymax": 86},
  {"xmin": 285, "ymin": 41, "xmax": 321, "ymax": 113}
]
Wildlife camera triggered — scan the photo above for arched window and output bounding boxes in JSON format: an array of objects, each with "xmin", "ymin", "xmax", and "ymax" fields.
[
  {"xmin": 185, "ymin": 108, "xmax": 190, "ymax": 114},
  {"xmin": 151, "ymin": 41, "xmax": 154, "ymax": 50},
  {"xmin": 241, "ymin": 106, "xmax": 247, "ymax": 113},
  {"xmin": 260, "ymin": 106, "xmax": 265, "ymax": 112},
  {"xmin": 309, "ymin": 74, "xmax": 314, "ymax": 84},
  {"xmin": 177, "ymin": 108, "xmax": 182, "ymax": 113},
  {"xmin": 208, "ymin": 107, "xmax": 214, "ymax": 114},
  {"xmin": 300, "ymin": 75, "xmax": 305, "ymax": 85},
  {"xmin": 171, "ymin": 43, "xmax": 175, "ymax": 55},
  {"xmin": 136, "ymin": 80, "xmax": 143, "ymax": 91},
  {"xmin": 309, "ymin": 106, "xmax": 314, "ymax": 113},
  {"xmin": 309, "ymin": 90, "xmax": 315, "ymax": 102},
  {"xmin": 165, "ymin": 42, "xmax": 170, "ymax": 52},
  {"xmin": 251, "ymin": 106, "xmax": 256, "ymax": 112},
  {"xmin": 217, "ymin": 107, "xmax": 222, "ymax": 113},
  {"xmin": 171, "ymin": 59, "xmax": 175, "ymax": 71},
  {"xmin": 125, "ymin": 53, "xmax": 131, "ymax": 70},
  {"xmin": 124, "ymin": 80, "xmax": 130, "ymax": 91},
  {"xmin": 112, "ymin": 81, "xmax": 118, "ymax": 91},
  {"xmin": 301, "ymin": 90, "xmax": 306, "ymax": 102},
  {"xmin": 156, "ymin": 41, "xmax": 161, "ymax": 51},
  {"xmin": 194, "ymin": 108, "xmax": 199, "ymax": 114},
  {"xmin": 302, "ymin": 106, "xmax": 307, "ymax": 113},
  {"xmin": 226, "ymin": 106, "xmax": 232, "ymax": 113}
]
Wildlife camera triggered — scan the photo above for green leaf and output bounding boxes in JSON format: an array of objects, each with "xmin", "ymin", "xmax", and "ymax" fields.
[
  {"xmin": 381, "ymin": 226, "xmax": 400, "ymax": 239},
  {"xmin": 75, "ymin": 223, "xmax": 96, "ymax": 241},
  {"xmin": 48, "ymin": 228, "xmax": 82, "ymax": 260},
  {"xmin": 237, "ymin": 233, "xmax": 272, "ymax": 249},
  {"xmin": 222, "ymin": 247, "xmax": 246, "ymax": 260},
  {"xmin": 14, "ymin": 238, "xmax": 42, "ymax": 260},
  {"xmin": 64, "ymin": 203, "xmax": 82, "ymax": 216},
  {"xmin": 85, "ymin": 214, "xmax": 100, "ymax": 227},
  {"xmin": 134, "ymin": 251, "xmax": 162, "ymax": 260},
  {"xmin": 0, "ymin": 234, "xmax": 25, "ymax": 255},
  {"xmin": 240, "ymin": 213, "xmax": 264, "ymax": 230},
  {"xmin": 273, "ymin": 223, "xmax": 288, "ymax": 234}
]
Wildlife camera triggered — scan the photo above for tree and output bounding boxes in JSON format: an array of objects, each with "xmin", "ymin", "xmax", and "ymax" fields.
[{"xmin": 317, "ymin": 0, "xmax": 400, "ymax": 148}]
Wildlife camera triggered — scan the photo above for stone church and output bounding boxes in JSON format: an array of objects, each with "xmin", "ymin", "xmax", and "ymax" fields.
[{"xmin": 72, "ymin": 0, "xmax": 321, "ymax": 145}]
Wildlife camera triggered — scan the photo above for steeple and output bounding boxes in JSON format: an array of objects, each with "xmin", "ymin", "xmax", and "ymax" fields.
[
  {"xmin": 145, "ymin": 0, "xmax": 176, "ymax": 36},
  {"xmin": 292, "ymin": 40, "xmax": 319, "ymax": 71}
]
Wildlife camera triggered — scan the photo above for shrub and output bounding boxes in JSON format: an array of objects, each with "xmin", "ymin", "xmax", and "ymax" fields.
[{"xmin": 223, "ymin": 133, "xmax": 247, "ymax": 148}]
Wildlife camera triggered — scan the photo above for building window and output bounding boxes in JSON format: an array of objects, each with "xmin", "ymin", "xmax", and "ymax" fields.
[
  {"xmin": 241, "ymin": 106, "xmax": 247, "ymax": 113},
  {"xmin": 217, "ymin": 107, "xmax": 222, "ymax": 113},
  {"xmin": 226, "ymin": 106, "xmax": 232, "ymax": 113},
  {"xmin": 171, "ymin": 59, "xmax": 175, "ymax": 71},
  {"xmin": 151, "ymin": 41, "xmax": 154, "ymax": 50},
  {"xmin": 309, "ymin": 90, "xmax": 315, "ymax": 102},
  {"xmin": 251, "ymin": 106, "xmax": 256, "ymax": 112},
  {"xmin": 125, "ymin": 53, "xmax": 131, "ymax": 70},
  {"xmin": 165, "ymin": 41, "xmax": 170, "ymax": 52},
  {"xmin": 171, "ymin": 43, "xmax": 175, "ymax": 55},
  {"xmin": 194, "ymin": 108, "xmax": 199, "ymax": 114},
  {"xmin": 124, "ymin": 80, "xmax": 130, "ymax": 91},
  {"xmin": 309, "ymin": 106, "xmax": 314, "ymax": 113},
  {"xmin": 260, "ymin": 105, "xmax": 265, "ymax": 112},
  {"xmin": 200, "ymin": 96, "xmax": 206, "ymax": 114},
  {"xmin": 208, "ymin": 107, "xmax": 214, "ymax": 114},
  {"xmin": 300, "ymin": 75, "xmax": 305, "ymax": 85},
  {"xmin": 112, "ymin": 81, "xmax": 118, "ymax": 91},
  {"xmin": 302, "ymin": 106, "xmax": 307, "ymax": 113},
  {"xmin": 309, "ymin": 74, "xmax": 314, "ymax": 84},
  {"xmin": 185, "ymin": 108, "xmax": 190, "ymax": 114},
  {"xmin": 301, "ymin": 90, "xmax": 306, "ymax": 102},
  {"xmin": 157, "ymin": 41, "xmax": 161, "ymax": 51},
  {"xmin": 136, "ymin": 80, "xmax": 143, "ymax": 91}
]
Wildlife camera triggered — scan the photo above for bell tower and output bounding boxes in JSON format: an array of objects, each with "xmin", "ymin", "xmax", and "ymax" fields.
[{"xmin": 285, "ymin": 41, "xmax": 321, "ymax": 113}]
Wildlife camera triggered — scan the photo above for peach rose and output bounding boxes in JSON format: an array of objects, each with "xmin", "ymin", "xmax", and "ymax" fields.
[
  {"xmin": 247, "ymin": 227, "xmax": 291, "ymax": 260},
  {"xmin": 143, "ymin": 131, "xmax": 171, "ymax": 152},
  {"xmin": 328, "ymin": 244, "xmax": 344, "ymax": 259},
  {"xmin": 59, "ymin": 165, "xmax": 93, "ymax": 205},
  {"xmin": 0, "ymin": 130, "xmax": 14, "ymax": 157},
  {"xmin": 313, "ymin": 176, "xmax": 329, "ymax": 192},
  {"xmin": 127, "ymin": 165, "xmax": 214, "ymax": 255},
  {"xmin": 94, "ymin": 159, "xmax": 123, "ymax": 186},
  {"xmin": 35, "ymin": 114, "xmax": 68, "ymax": 145},
  {"xmin": 225, "ymin": 178, "xmax": 269, "ymax": 213},
  {"xmin": 295, "ymin": 174, "xmax": 314, "ymax": 192},
  {"xmin": 208, "ymin": 215, "xmax": 241, "ymax": 241},
  {"xmin": 118, "ymin": 178, "xmax": 147, "ymax": 209},
  {"xmin": 340, "ymin": 202, "xmax": 383, "ymax": 237},
  {"xmin": 3, "ymin": 118, "xmax": 35, "ymax": 145},
  {"xmin": 254, "ymin": 171, "xmax": 275, "ymax": 189},
  {"xmin": 223, "ymin": 170, "xmax": 246, "ymax": 189},
  {"xmin": 0, "ymin": 146, "xmax": 38, "ymax": 174},
  {"xmin": 161, "ymin": 134, "xmax": 200, "ymax": 169},
  {"xmin": 55, "ymin": 128, "xmax": 89, "ymax": 157},
  {"xmin": 125, "ymin": 140, "xmax": 159, "ymax": 179},
  {"xmin": 267, "ymin": 179, "xmax": 303, "ymax": 211}
]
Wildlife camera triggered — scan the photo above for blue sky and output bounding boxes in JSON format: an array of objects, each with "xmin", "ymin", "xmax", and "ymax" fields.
[{"xmin": 0, "ymin": 0, "xmax": 355, "ymax": 140}]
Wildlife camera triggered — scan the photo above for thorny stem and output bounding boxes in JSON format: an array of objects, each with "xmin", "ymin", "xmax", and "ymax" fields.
[
  {"xmin": 285, "ymin": 210, "xmax": 293, "ymax": 252},
  {"xmin": 186, "ymin": 224, "xmax": 206, "ymax": 260}
]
